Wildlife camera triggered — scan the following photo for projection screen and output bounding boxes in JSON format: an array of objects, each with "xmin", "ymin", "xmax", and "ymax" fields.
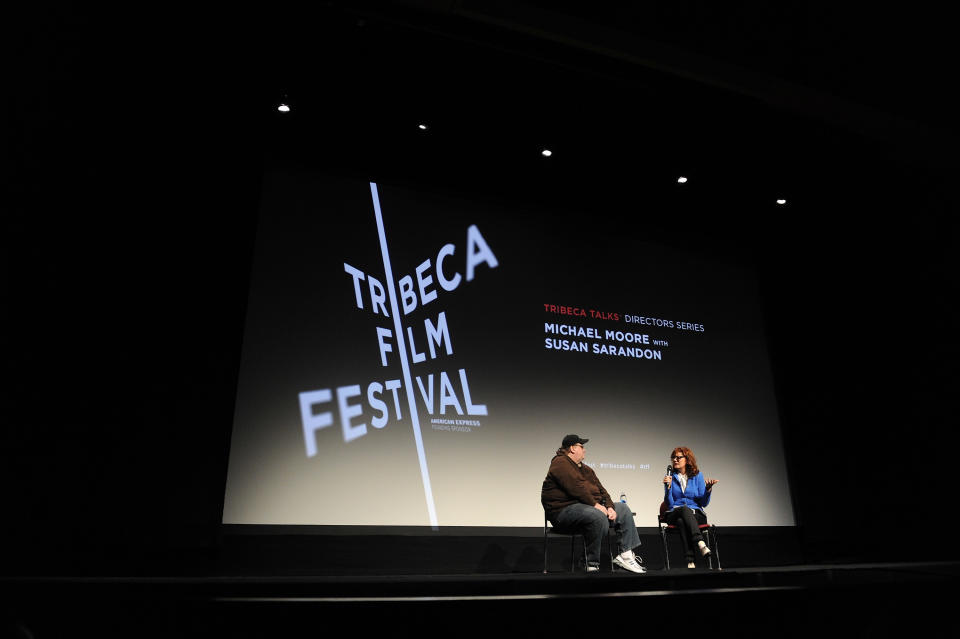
[{"xmin": 222, "ymin": 172, "xmax": 794, "ymax": 528}]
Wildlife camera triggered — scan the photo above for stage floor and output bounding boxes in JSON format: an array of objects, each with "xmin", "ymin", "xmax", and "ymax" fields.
[{"xmin": 4, "ymin": 561, "xmax": 959, "ymax": 636}]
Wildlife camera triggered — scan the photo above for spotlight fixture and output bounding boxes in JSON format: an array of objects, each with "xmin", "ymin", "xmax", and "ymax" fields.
[
  {"xmin": 277, "ymin": 103, "xmax": 290, "ymax": 113},
  {"xmin": 418, "ymin": 124, "xmax": 429, "ymax": 131},
  {"xmin": 677, "ymin": 176, "xmax": 688, "ymax": 184},
  {"xmin": 541, "ymin": 149, "xmax": 553, "ymax": 157},
  {"xmin": 776, "ymin": 199, "xmax": 787, "ymax": 205}
]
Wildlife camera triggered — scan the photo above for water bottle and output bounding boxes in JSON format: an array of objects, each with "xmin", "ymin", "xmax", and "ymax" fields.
[{"xmin": 619, "ymin": 492, "xmax": 626, "ymax": 503}]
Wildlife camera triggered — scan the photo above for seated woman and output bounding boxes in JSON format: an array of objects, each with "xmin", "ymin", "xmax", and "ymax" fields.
[{"xmin": 662, "ymin": 446, "xmax": 718, "ymax": 568}]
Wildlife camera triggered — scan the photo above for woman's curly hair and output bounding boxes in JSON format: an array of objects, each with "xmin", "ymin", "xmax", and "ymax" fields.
[{"xmin": 671, "ymin": 446, "xmax": 699, "ymax": 477}]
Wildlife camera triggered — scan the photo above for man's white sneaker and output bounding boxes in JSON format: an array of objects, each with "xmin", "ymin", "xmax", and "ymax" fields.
[
  {"xmin": 613, "ymin": 555, "xmax": 647, "ymax": 574},
  {"xmin": 586, "ymin": 565, "xmax": 600, "ymax": 573},
  {"xmin": 698, "ymin": 540, "xmax": 711, "ymax": 557}
]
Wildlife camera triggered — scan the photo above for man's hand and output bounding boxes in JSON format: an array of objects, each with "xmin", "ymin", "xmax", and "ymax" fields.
[
  {"xmin": 593, "ymin": 503, "xmax": 608, "ymax": 516},
  {"xmin": 705, "ymin": 478, "xmax": 719, "ymax": 491},
  {"xmin": 606, "ymin": 506, "xmax": 617, "ymax": 521}
]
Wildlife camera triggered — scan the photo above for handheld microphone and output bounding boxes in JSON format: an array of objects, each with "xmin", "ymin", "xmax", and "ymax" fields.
[{"xmin": 665, "ymin": 464, "xmax": 673, "ymax": 477}]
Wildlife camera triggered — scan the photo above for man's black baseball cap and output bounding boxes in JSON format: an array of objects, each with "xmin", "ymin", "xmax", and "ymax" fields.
[{"xmin": 562, "ymin": 434, "xmax": 589, "ymax": 448}]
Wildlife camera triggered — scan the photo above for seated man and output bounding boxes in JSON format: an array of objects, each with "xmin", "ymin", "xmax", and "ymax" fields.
[{"xmin": 541, "ymin": 434, "xmax": 645, "ymax": 573}]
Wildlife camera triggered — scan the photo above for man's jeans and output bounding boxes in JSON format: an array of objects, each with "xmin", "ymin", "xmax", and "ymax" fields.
[{"xmin": 552, "ymin": 502, "xmax": 640, "ymax": 567}]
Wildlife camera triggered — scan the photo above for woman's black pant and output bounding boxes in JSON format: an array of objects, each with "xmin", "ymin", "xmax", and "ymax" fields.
[{"xmin": 663, "ymin": 506, "xmax": 707, "ymax": 560}]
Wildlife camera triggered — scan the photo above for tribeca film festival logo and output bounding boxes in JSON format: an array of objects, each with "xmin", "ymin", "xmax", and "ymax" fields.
[{"xmin": 297, "ymin": 183, "xmax": 498, "ymax": 526}]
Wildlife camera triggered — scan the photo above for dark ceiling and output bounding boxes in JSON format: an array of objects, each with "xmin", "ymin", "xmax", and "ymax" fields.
[
  {"xmin": 257, "ymin": 1, "xmax": 956, "ymax": 164},
  {"xmin": 10, "ymin": 0, "xmax": 955, "ymax": 218}
]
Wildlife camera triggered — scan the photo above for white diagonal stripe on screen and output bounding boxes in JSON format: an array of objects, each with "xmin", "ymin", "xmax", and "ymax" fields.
[{"xmin": 370, "ymin": 182, "xmax": 439, "ymax": 529}]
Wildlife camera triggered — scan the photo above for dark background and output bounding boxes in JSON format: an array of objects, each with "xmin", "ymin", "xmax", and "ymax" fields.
[{"xmin": 5, "ymin": 1, "xmax": 957, "ymax": 575}]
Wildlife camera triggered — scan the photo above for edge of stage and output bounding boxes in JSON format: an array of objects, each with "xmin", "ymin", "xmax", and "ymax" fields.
[
  {"xmin": 4, "ymin": 525, "xmax": 959, "ymax": 637},
  {"xmin": 4, "ymin": 561, "xmax": 959, "ymax": 636}
]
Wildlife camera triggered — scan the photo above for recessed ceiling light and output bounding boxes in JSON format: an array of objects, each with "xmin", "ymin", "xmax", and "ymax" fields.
[
  {"xmin": 277, "ymin": 103, "xmax": 290, "ymax": 113},
  {"xmin": 677, "ymin": 176, "xmax": 688, "ymax": 184},
  {"xmin": 541, "ymin": 149, "xmax": 553, "ymax": 157},
  {"xmin": 776, "ymin": 199, "xmax": 787, "ymax": 205},
  {"xmin": 418, "ymin": 124, "xmax": 429, "ymax": 130}
]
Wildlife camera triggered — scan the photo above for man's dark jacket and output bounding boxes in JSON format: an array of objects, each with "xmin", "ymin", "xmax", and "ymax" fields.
[{"xmin": 541, "ymin": 450, "xmax": 614, "ymax": 522}]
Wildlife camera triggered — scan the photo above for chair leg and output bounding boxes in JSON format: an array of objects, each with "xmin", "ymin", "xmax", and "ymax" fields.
[
  {"xmin": 544, "ymin": 525, "xmax": 596, "ymax": 573},
  {"xmin": 607, "ymin": 524, "xmax": 615, "ymax": 571},
  {"xmin": 703, "ymin": 528, "xmax": 715, "ymax": 570},
  {"xmin": 711, "ymin": 525, "xmax": 721, "ymax": 570},
  {"xmin": 659, "ymin": 525, "xmax": 670, "ymax": 570},
  {"xmin": 543, "ymin": 525, "xmax": 549, "ymax": 574}
]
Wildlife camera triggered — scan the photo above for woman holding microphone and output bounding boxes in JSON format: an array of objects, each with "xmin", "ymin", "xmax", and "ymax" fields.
[{"xmin": 663, "ymin": 446, "xmax": 718, "ymax": 568}]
